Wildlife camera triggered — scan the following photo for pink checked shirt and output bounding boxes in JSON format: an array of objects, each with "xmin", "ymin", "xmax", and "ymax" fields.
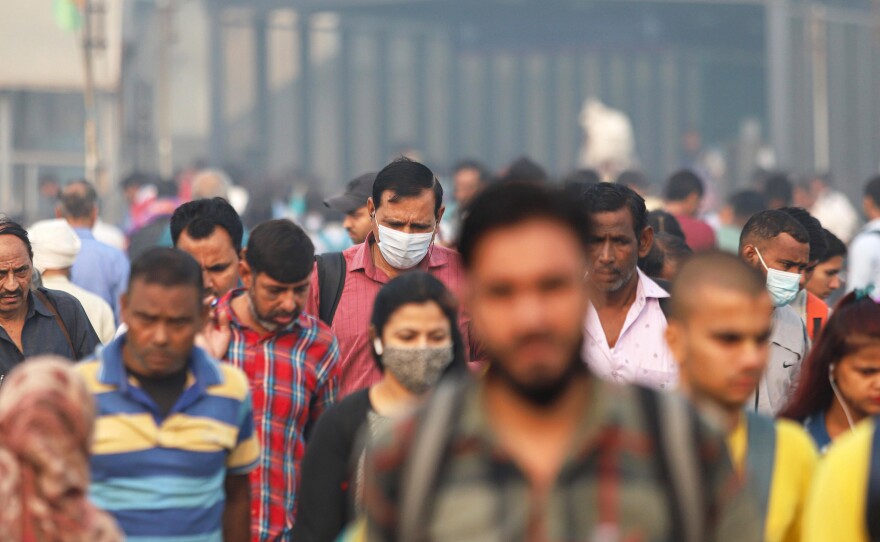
[
  {"xmin": 583, "ymin": 269, "xmax": 678, "ymax": 390},
  {"xmin": 307, "ymin": 234, "xmax": 477, "ymax": 397}
]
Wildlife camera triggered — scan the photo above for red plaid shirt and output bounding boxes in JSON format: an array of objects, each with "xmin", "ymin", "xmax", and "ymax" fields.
[
  {"xmin": 216, "ymin": 290, "xmax": 340, "ymax": 542},
  {"xmin": 306, "ymin": 234, "xmax": 478, "ymax": 397}
]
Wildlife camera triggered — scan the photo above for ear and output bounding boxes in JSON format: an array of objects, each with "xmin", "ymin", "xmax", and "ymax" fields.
[
  {"xmin": 665, "ymin": 321, "xmax": 686, "ymax": 372},
  {"xmin": 436, "ymin": 204, "xmax": 446, "ymax": 226},
  {"xmin": 741, "ymin": 244, "xmax": 758, "ymax": 266},
  {"xmin": 238, "ymin": 257, "xmax": 253, "ymax": 289},
  {"xmin": 638, "ymin": 225, "xmax": 654, "ymax": 259},
  {"xmin": 367, "ymin": 197, "xmax": 376, "ymax": 218}
]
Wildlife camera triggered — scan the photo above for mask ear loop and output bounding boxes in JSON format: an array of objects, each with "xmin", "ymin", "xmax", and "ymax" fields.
[{"xmin": 829, "ymin": 363, "xmax": 856, "ymax": 432}]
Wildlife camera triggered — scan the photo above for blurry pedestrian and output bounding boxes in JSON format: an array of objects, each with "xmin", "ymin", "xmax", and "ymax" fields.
[
  {"xmin": 803, "ymin": 172, "xmax": 859, "ymax": 243},
  {"xmin": 667, "ymin": 252, "xmax": 818, "ymax": 542},
  {"xmin": 716, "ymin": 190, "xmax": 767, "ymax": 253},
  {"xmin": 362, "ymin": 182, "xmax": 758, "ymax": 542},
  {"xmin": 324, "ymin": 172, "xmax": 376, "ymax": 246},
  {"xmin": 306, "ymin": 158, "xmax": 480, "ymax": 397},
  {"xmin": 780, "ymin": 290, "xmax": 880, "ymax": 452},
  {"xmin": 639, "ymin": 231, "xmax": 693, "ymax": 282},
  {"xmin": 663, "ymin": 169, "xmax": 716, "ymax": 251},
  {"xmin": 76, "ymin": 248, "xmax": 258, "ymax": 541},
  {"xmin": 763, "ymin": 174, "xmax": 794, "ymax": 210},
  {"xmin": 56, "ymin": 180, "xmax": 130, "ymax": 322},
  {"xmin": 806, "ymin": 228, "xmax": 846, "ymax": 302},
  {"xmin": 579, "ymin": 182, "xmax": 678, "ymax": 390},
  {"xmin": 0, "ymin": 219, "xmax": 99, "ymax": 373},
  {"xmin": 171, "ymin": 197, "xmax": 244, "ymax": 307},
  {"xmin": 780, "ymin": 207, "xmax": 829, "ymax": 340},
  {"xmin": 0, "ymin": 356, "xmax": 122, "ymax": 542},
  {"xmin": 739, "ymin": 210, "xmax": 810, "ymax": 414},
  {"xmin": 802, "ymin": 392, "xmax": 880, "ymax": 541},
  {"xmin": 203, "ymin": 219, "xmax": 340, "ymax": 541},
  {"xmin": 847, "ymin": 175, "xmax": 880, "ymax": 292},
  {"xmin": 28, "ymin": 219, "xmax": 115, "ymax": 344},
  {"xmin": 292, "ymin": 271, "xmax": 466, "ymax": 542}
]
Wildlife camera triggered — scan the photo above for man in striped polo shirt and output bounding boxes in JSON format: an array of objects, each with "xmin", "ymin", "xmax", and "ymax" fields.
[{"xmin": 77, "ymin": 248, "xmax": 260, "ymax": 541}]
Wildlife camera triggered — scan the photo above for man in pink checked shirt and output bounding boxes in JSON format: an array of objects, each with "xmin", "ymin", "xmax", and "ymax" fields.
[{"xmin": 306, "ymin": 157, "xmax": 482, "ymax": 397}]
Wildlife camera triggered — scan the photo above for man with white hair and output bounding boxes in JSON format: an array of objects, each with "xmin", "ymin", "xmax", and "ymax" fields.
[
  {"xmin": 191, "ymin": 168, "xmax": 250, "ymax": 215},
  {"xmin": 28, "ymin": 220, "xmax": 116, "ymax": 344}
]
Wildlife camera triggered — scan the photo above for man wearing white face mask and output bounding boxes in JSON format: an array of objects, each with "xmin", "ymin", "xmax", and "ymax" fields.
[
  {"xmin": 307, "ymin": 157, "xmax": 481, "ymax": 397},
  {"xmin": 739, "ymin": 210, "xmax": 811, "ymax": 414}
]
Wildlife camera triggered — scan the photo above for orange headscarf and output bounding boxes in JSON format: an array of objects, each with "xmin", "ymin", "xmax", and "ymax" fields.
[{"xmin": 0, "ymin": 357, "xmax": 122, "ymax": 542}]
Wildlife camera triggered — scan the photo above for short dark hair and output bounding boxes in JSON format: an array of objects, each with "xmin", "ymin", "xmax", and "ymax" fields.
[
  {"xmin": 729, "ymin": 190, "xmax": 767, "ymax": 220},
  {"xmin": 373, "ymin": 157, "xmax": 443, "ymax": 216},
  {"xmin": 370, "ymin": 271, "xmax": 466, "ymax": 376},
  {"xmin": 171, "ymin": 198, "xmax": 244, "ymax": 252},
  {"xmin": 669, "ymin": 251, "xmax": 767, "ymax": 321},
  {"xmin": 779, "ymin": 207, "xmax": 827, "ymax": 263},
  {"xmin": 129, "ymin": 248, "xmax": 203, "ymax": 295},
  {"xmin": 739, "ymin": 209, "xmax": 810, "ymax": 249},
  {"xmin": 616, "ymin": 170, "xmax": 648, "ymax": 189},
  {"xmin": 664, "ymin": 170, "xmax": 704, "ymax": 201},
  {"xmin": 562, "ymin": 169, "xmax": 600, "ymax": 201},
  {"xmin": 58, "ymin": 180, "xmax": 97, "ymax": 218},
  {"xmin": 501, "ymin": 156, "xmax": 548, "ymax": 185},
  {"xmin": 865, "ymin": 175, "xmax": 880, "ymax": 207},
  {"xmin": 459, "ymin": 182, "xmax": 591, "ymax": 269},
  {"xmin": 647, "ymin": 210, "xmax": 686, "ymax": 241},
  {"xmin": 579, "ymin": 183, "xmax": 648, "ymax": 236},
  {"xmin": 821, "ymin": 228, "xmax": 847, "ymax": 262},
  {"xmin": 0, "ymin": 219, "xmax": 33, "ymax": 260},
  {"xmin": 245, "ymin": 219, "xmax": 314, "ymax": 283},
  {"xmin": 763, "ymin": 174, "xmax": 793, "ymax": 207}
]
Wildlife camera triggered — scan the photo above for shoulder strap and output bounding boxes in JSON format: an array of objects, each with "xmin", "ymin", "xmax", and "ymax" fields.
[
  {"xmin": 315, "ymin": 253, "xmax": 347, "ymax": 326},
  {"xmin": 867, "ymin": 419, "xmax": 880, "ymax": 541},
  {"xmin": 745, "ymin": 411, "xmax": 777, "ymax": 534},
  {"xmin": 398, "ymin": 379, "xmax": 463, "ymax": 542},
  {"xmin": 638, "ymin": 388, "xmax": 705, "ymax": 542},
  {"xmin": 32, "ymin": 289, "xmax": 75, "ymax": 357}
]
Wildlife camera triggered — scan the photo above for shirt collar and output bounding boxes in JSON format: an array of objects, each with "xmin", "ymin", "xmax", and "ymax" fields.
[
  {"xmin": 96, "ymin": 333, "xmax": 222, "ymax": 392},
  {"xmin": 73, "ymin": 227, "xmax": 95, "ymax": 240},
  {"xmin": 29, "ymin": 290, "xmax": 56, "ymax": 319},
  {"xmin": 637, "ymin": 269, "xmax": 670, "ymax": 300},
  {"xmin": 349, "ymin": 232, "xmax": 450, "ymax": 277}
]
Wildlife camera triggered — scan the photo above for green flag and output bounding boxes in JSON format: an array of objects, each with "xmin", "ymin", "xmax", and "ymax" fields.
[{"xmin": 53, "ymin": 0, "xmax": 83, "ymax": 31}]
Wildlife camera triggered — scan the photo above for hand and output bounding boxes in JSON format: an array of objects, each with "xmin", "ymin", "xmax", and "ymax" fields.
[{"xmin": 196, "ymin": 310, "xmax": 231, "ymax": 359}]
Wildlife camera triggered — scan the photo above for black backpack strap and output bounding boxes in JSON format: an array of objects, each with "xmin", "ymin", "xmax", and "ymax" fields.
[
  {"xmin": 638, "ymin": 387, "xmax": 705, "ymax": 542},
  {"xmin": 867, "ymin": 418, "xmax": 880, "ymax": 540},
  {"xmin": 315, "ymin": 252, "xmax": 347, "ymax": 326}
]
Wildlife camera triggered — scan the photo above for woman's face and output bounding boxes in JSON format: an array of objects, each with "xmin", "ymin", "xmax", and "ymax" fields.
[
  {"xmin": 834, "ymin": 342, "xmax": 880, "ymax": 419},
  {"xmin": 381, "ymin": 301, "xmax": 452, "ymax": 350}
]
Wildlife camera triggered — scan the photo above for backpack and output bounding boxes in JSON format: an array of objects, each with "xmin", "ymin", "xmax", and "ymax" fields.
[
  {"xmin": 397, "ymin": 381, "xmax": 707, "ymax": 542},
  {"xmin": 867, "ymin": 418, "xmax": 880, "ymax": 540},
  {"xmin": 315, "ymin": 252, "xmax": 347, "ymax": 326}
]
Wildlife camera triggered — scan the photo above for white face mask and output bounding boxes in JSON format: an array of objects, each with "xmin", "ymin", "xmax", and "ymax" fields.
[
  {"xmin": 755, "ymin": 248, "xmax": 801, "ymax": 307},
  {"xmin": 375, "ymin": 222, "xmax": 435, "ymax": 270}
]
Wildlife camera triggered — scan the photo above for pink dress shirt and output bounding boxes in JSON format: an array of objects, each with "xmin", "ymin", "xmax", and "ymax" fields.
[
  {"xmin": 307, "ymin": 234, "xmax": 476, "ymax": 397},
  {"xmin": 583, "ymin": 269, "xmax": 678, "ymax": 390}
]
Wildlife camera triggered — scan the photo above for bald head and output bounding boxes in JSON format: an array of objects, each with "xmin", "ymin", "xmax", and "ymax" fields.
[
  {"xmin": 191, "ymin": 169, "xmax": 231, "ymax": 200},
  {"xmin": 669, "ymin": 251, "xmax": 767, "ymax": 322},
  {"xmin": 57, "ymin": 180, "xmax": 98, "ymax": 227}
]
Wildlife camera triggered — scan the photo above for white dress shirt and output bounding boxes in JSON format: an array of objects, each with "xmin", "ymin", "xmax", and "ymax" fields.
[
  {"xmin": 583, "ymin": 269, "xmax": 678, "ymax": 390},
  {"xmin": 41, "ymin": 274, "xmax": 116, "ymax": 345},
  {"xmin": 847, "ymin": 218, "xmax": 880, "ymax": 292}
]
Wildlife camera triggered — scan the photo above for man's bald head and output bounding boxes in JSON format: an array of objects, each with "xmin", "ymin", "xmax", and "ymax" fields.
[
  {"xmin": 669, "ymin": 251, "xmax": 767, "ymax": 322},
  {"xmin": 57, "ymin": 180, "xmax": 98, "ymax": 227}
]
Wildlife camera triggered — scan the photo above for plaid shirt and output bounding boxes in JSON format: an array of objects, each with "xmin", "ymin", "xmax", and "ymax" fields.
[
  {"xmin": 216, "ymin": 290, "xmax": 341, "ymax": 542},
  {"xmin": 364, "ymin": 376, "xmax": 760, "ymax": 541},
  {"xmin": 307, "ymin": 234, "xmax": 481, "ymax": 397}
]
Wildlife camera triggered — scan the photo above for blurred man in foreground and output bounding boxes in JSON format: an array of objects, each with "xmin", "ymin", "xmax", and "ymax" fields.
[
  {"xmin": 363, "ymin": 182, "xmax": 758, "ymax": 541},
  {"xmin": 667, "ymin": 252, "xmax": 818, "ymax": 542}
]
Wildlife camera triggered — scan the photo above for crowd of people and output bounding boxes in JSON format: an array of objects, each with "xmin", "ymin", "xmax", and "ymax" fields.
[{"xmin": 0, "ymin": 154, "xmax": 879, "ymax": 541}]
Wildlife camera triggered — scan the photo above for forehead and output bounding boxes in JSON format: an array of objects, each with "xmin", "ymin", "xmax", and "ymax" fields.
[
  {"xmin": 177, "ymin": 227, "xmax": 238, "ymax": 256},
  {"xmin": 588, "ymin": 209, "xmax": 637, "ymax": 236},
  {"xmin": 385, "ymin": 302, "xmax": 449, "ymax": 329},
  {"xmin": 765, "ymin": 233, "xmax": 809, "ymax": 262},
  {"xmin": 377, "ymin": 189, "xmax": 437, "ymax": 216},
  {"xmin": 0, "ymin": 235, "xmax": 31, "ymax": 265},
  {"xmin": 127, "ymin": 280, "xmax": 201, "ymax": 315},
  {"xmin": 256, "ymin": 272, "xmax": 310, "ymax": 289},
  {"xmin": 469, "ymin": 219, "xmax": 585, "ymax": 281},
  {"xmin": 685, "ymin": 285, "xmax": 773, "ymax": 329}
]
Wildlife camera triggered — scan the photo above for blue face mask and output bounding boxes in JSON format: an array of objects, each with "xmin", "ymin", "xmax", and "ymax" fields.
[{"xmin": 756, "ymin": 248, "xmax": 801, "ymax": 307}]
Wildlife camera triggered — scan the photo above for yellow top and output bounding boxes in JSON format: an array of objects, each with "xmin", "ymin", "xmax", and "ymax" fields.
[
  {"xmin": 803, "ymin": 418, "xmax": 874, "ymax": 542},
  {"xmin": 727, "ymin": 415, "xmax": 819, "ymax": 542}
]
